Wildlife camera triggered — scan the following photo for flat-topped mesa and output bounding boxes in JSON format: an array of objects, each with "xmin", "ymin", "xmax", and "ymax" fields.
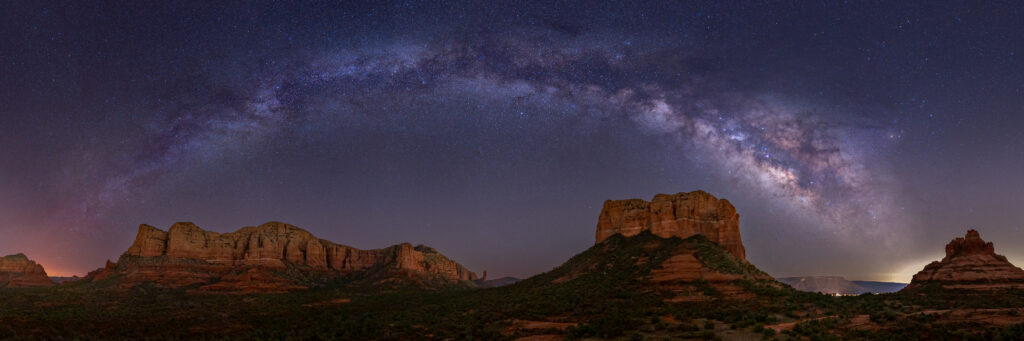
[
  {"xmin": 596, "ymin": 190, "xmax": 746, "ymax": 260},
  {"xmin": 0, "ymin": 253, "xmax": 55, "ymax": 288},
  {"xmin": 125, "ymin": 222, "xmax": 328, "ymax": 269},
  {"xmin": 95, "ymin": 221, "xmax": 476, "ymax": 292},
  {"xmin": 905, "ymin": 229, "xmax": 1024, "ymax": 291}
]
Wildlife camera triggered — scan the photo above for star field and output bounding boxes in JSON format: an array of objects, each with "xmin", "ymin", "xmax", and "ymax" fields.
[{"xmin": 1, "ymin": 1, "xmax": 1023, "ymax": 281}]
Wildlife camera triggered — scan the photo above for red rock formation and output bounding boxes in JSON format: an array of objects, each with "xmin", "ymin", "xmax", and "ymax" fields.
[
  {"xmin": 88, "ymin": 222, "xmax": 477, "ymax": 292},
  {"xmin": 0, "ymin": 253, "xmax": 55, "ymax": 288},
  {"xmin": 905, "ymin": 229, "xmax": 1024, "ymax": 290},
  {"xmin": 596, "ymin": 191, "xmax": 746, "ymax": 260},
  {"xmin": 944, "ymin": 229, "xmax": 997, "ymax": 259}
]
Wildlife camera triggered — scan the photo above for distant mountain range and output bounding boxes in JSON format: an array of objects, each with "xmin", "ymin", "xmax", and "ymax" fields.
[
  {"xmin": 852, "ymin": 281, "xmax": 908, "ymax": 293},
  {"xmin": 475, "ymin": 276, "xmax": 521, "ymax": 288},
  {"xmin": 776, "ymin": 276, "xmax": 906, "ymax": 294},
  {"xmin": 49, "ymin": 276, "xmax": 82, "ymax": 285}
]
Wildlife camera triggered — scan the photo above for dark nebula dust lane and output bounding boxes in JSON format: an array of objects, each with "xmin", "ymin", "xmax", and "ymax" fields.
[{"xmin": 1, "ymin": 1, "xmax": 1023, "ymax": 281}]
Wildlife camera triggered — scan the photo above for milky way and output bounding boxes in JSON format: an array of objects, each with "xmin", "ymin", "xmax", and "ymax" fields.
[
  {"xmin": 3, "ymin": 1, "xmax": 1024, "ymax": 280},
  {"xmin": 75, "ymin": 33, "xmax": 903, "ymax": 245}
]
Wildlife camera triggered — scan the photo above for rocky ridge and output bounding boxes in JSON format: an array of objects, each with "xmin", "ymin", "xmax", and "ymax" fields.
[
  {"xmin": 905, "ymin": 229, "xmax": 1024, "ymax": 291},
  {"xmin": 87, "ymin": 221, "xmax": 476, "ymax": 292},
  {"xmin": 596, "ymin": 190, "xmax": 746, "ymax": 260},
  {"xmin": 0, "ymin": 253, "xmax": 55, "ymax": 288}
]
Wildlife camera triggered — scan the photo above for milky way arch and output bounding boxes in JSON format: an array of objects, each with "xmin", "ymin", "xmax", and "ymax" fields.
[{"xmin": 69, "ymin": 33, "xmax": 902, "ymax": 244}]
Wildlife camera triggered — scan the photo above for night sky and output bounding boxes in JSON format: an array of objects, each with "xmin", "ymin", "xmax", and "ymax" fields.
[{"xmin": 2, "ymin": 1, "xmax": 1023, "ymax": 282}]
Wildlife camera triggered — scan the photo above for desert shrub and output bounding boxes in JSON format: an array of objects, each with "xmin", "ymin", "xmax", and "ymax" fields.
[
  {"xmin": 0, "ymin": 324, "xmax": 14, "ymax": 339},
  {"xmin": 869, "ymin": 307, "xmax": 900, "ymax": 323},
  {"xmin": 996, "ymin": 322, "xmax": 1024, "ymax": 341}
]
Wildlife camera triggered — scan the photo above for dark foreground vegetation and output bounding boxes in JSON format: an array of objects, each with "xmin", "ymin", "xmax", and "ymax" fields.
[{"xmin": 2, "ymin": 233, "xmax": 1023, "ymax": 340}]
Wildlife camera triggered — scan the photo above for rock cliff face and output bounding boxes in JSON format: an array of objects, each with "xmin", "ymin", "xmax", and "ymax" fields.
[
  {"xmin": 0, "ymin": 253, "xmax": 55, "ymax": 288},
  {"xmin": 596, "ymin": 191, "xmax": 746, "ymax": 260},
  {"xmin": 88, "ymin": 222, "xmax": 476, "ymax": 292},
  {"xmin": 905, "ymin": 229, "xmax": 1024, "ymax": 291},
  {"xmin": 574, "ymin": 191, "xmax": 776, "ymax": 301}
]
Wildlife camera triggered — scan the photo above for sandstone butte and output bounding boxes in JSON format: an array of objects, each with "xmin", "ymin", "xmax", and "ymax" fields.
[
  {"xmin": 588, "ymin": 191, "xmax": 776, "ymax": 302},
  {"xmin": 905, "ymin": 229, "xmax": 1024, "ymax": 291},
  {"xmin": 86, "ymin": 221, "xmax": 477, "ymax": 293},
  {"xmin": 0, "ymin": 253, "xmax": 55, "ymax": 288},
  {"xmin": 596, "ymin": 190, "xmax": 746, "ymax": 261}
]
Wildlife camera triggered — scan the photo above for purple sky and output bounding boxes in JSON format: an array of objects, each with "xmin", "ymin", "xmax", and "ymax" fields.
[{"xmin": 2, "ymin": 2, "xmax": 1023, "ymax": 281}]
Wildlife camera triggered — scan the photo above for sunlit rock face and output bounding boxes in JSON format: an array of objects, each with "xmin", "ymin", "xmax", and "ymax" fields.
[
  {"xmin": 88, "ymin": 222, "xmax": 477, "ymax": 293},
  {"xmin": 905, "ymin": 229, "xmax": 1024, "ymax": 290},
  {"xmin": 596, "ymin": 190, "xmax": 746, "ymax": 261},
  {"xmin": 0, "ymin": 253, "xmax": 54, "ymax": 288}
]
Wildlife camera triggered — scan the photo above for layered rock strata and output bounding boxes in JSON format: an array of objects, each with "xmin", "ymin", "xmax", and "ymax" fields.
[
  {"xmin": 0, "ymin": 253, "xmax": 55, "ymax": 288},
  {"xmin": 88, "ymin": 222, "xmax": 476, "ymax": 292},
  {"xmin": 596, "ymin": 190, "xmax": 746, "ymax": 260},
  {"xmin": 585, "ymin": 191, "xmax": 775, "ymax": 301},
  {"xmin": 905, "ymin": 229, "xmax": 1024, "ymax": 290}
]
